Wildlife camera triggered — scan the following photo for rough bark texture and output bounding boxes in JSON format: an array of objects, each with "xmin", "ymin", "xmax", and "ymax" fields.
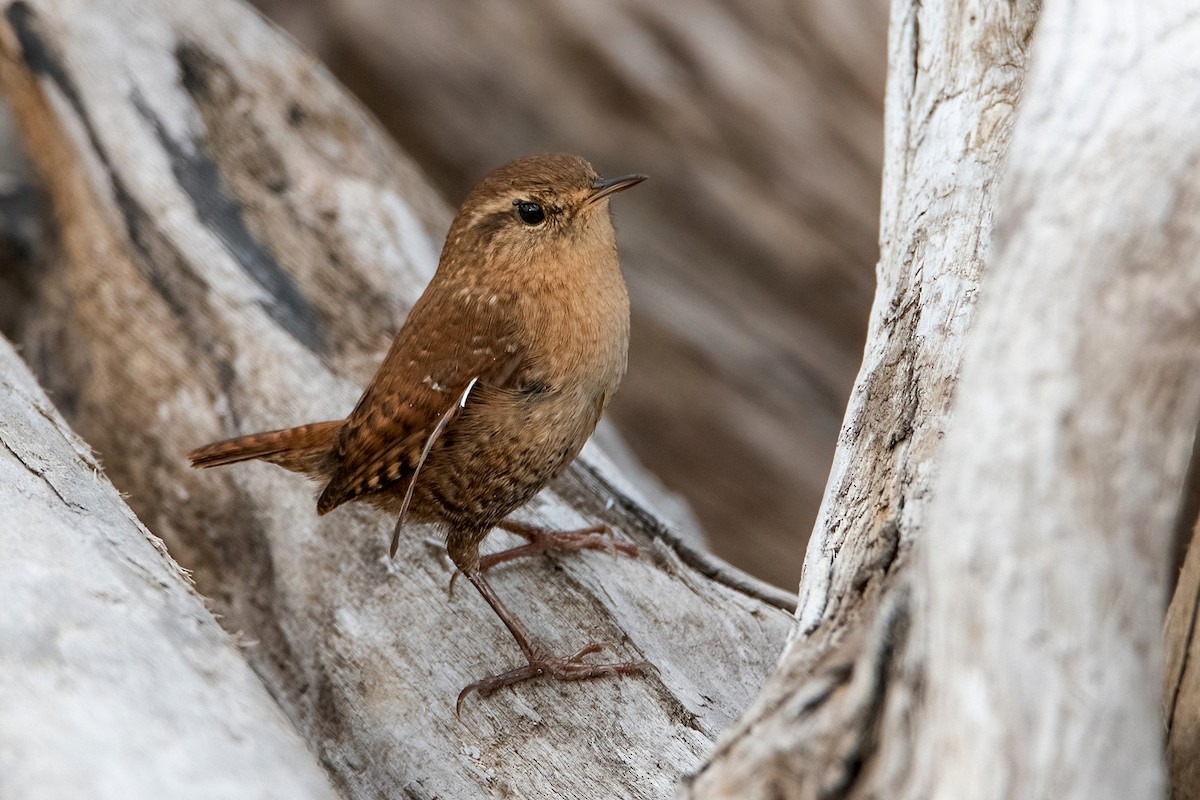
[
  {"xmin": 911, "ymin": 2, "xmax": 1200, "ymax": 793},
  {"xmin": 252, "ymin": 0, "xmax": 891, "ymax": 589},
  {"xmin": 0, "ymin": 335, "xmax": 340, "ymax": 800},
  {"xmin": 687, "ymin": 0, "xmax": 1037, "ymax": 794},
  {"xmin": 0, "ymin": 1, "xmax": 793, "ymax": 797},
  {"xmin": 693, "ymin": 0, "xmax": 1200, "ymax": 797}
]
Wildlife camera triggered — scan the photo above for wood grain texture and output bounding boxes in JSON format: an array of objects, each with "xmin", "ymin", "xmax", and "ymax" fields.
[
  {"xmin": 1167, "ymin": 521, "xmax": 1200, "ymax": 800},
  {"xmin": 916, "ymin": 1, "xmax": 1200, "ymax": 793},
  {"xmin": 693, "ymin": 0, "xmax": 1200, "ymax": 796},
  {"xmin": 687, "ymin": 1, "xmax": 1037, "ymax": 794},
  {"xmin": 0, "ymin": 335, "xmax": 340, "ymax": 800},
  {"xmin": 0, "ymin": 1, "xmax": 792, "ymax": 796}
]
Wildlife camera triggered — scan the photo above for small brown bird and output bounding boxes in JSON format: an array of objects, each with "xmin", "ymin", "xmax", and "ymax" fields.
[{"xmin": 189, "ymin": 153, "xmax": 651, "ymax": 707}]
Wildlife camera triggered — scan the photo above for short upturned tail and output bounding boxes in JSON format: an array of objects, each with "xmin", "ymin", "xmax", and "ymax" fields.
[{"xmin": 188, "ymin": 420, "xmax": 342, "ymax": 478}]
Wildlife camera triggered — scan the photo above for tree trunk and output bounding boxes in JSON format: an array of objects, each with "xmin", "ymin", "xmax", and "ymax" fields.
[
  {"xmin": 0, "ymin": 1, "xmax": 793, "ymax": 797},
  {"xmin": 687, "ymin": 0, "xmax": 1037, "ymax": 793},
  {"xmin": 0, "ymin": 335, "xmax": 340, "ymax": 800},
  {"xmin": 691, "ymin": 0, "xmax": 1200, "ymax": 797}
]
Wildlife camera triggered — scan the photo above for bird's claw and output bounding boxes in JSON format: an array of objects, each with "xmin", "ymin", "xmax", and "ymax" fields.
[
  {"xmin": 455, "ymin": 641, "xmax": 653, "ymax": 714},
  {"xmin": 445, "ymin": 524, "xmax": 638, "ymax": 599}
]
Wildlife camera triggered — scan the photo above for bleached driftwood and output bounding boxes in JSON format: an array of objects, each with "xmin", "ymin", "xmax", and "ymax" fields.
[
  {"xmin": 690, "ymin": 0, "xmax": 1200, "ymax": 797},
  {"xmin": 0, "ymin": 0, "xmax": 793, "ymax": 797},
  {"xmin": 0, "ymin": 335, "xmax": 339, "ymax": 800},
  {"xmin": 686, "ymin": 0, "xmax": 1037, "ymax": 794}
]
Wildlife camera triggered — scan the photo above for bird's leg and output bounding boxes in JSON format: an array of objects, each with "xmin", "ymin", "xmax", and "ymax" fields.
[
  {"xmin": 449, "ymin": 544, "xmax": 653, "ymax": 712},
  {"xmin": 446, "ymin": 518, "xmax": 637, "ymax": 597}
]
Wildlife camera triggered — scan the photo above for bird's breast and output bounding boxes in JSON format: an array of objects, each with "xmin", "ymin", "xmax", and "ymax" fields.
[
  {"xmin": 520, "ymin": 272, "xmax": 630, "ymax": 402},
  {"xmin": 415, "ymin": 383, "xmax": 605, "ymax": 532}
]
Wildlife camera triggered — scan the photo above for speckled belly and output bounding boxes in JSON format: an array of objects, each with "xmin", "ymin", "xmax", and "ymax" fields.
[{"xmin": 411, "ymin": 388, "xmax": 599, "ymax": 535}]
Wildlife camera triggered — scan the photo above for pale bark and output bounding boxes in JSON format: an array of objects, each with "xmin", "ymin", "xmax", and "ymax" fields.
[
  {"xmin": 911, "ymin": 2, "xmax": 1200, "ymax": 792},
  {"xmin": 687, "ymin": 0, "xmax": 1037, "ymax": 794},
  {"xmin": 0, "ymin": 335, "xmax": 339, "ymax": 800},
  {"xmin": 693, "ymin": 0, "xmax": 1200, "ymax": 797},
  {"xmin": 0, "ymin": 1, "xmax": 792, "ymax": 797}
]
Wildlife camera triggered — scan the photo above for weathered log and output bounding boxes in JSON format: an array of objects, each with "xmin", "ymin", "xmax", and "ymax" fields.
[
  {"xmin": 251, "ymin": 0, "xmax": 892, "ymax": 588},
  {"xmin": 694, "ymin": 0, "xmax": 1200, "ymax": 796},
  {"xmin": 0, "ymin": 0, "xmax": 793, "ymax": 797},
  {"xmin": 687, "ymin": 0, "xmax": 1037, "ymax": 794},
  {"xmin": 0, "ymin": 335, "xmax": 339, "ymax": 800},
  {"xmin": 910, "ymin": 0, "xmax": 1200, "ymax": 789}
]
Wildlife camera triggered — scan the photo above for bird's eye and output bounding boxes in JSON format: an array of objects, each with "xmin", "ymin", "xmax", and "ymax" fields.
[{"xmin": 514, "ymin": 200, "xmax": 545, "ymax": 226}]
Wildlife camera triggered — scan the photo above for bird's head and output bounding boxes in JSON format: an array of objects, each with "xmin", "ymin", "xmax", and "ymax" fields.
[{"xmin": 442, "ymin": 153, "xmax": 646, "ymax": 278}]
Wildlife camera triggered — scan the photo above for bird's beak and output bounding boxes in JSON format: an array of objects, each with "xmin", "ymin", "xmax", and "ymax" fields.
[{"xmin": 587, "ymin": 173, "xmax": 648, "ymax": 206}]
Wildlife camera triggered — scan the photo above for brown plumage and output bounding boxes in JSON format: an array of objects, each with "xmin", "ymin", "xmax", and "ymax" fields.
[{"xmin": 188, "ymin": 153, "xmax": 651, "ymax": 707}]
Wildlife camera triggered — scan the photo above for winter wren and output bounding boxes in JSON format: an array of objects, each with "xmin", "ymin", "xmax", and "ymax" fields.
[{"xmin": 189, "ymin": 153, "xmax": 651, "ymax": 707}]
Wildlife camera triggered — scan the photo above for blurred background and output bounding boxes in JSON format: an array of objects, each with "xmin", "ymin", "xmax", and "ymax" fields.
[
  {"xmin": 0, "ymin": 0, "xmax": 889, "ymax": 589},
  {"xmin": 252, "ymin": 0, "xmax": 891, "ymax": 590}
]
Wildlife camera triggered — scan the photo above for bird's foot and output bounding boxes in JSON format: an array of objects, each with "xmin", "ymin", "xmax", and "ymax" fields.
[
  {"xmin": 447, "ymin": 521, "xmax": 638, "ymax": 597},
  {"xmin": 455, "ymin": 642, "xmax": 654, "ymax": 713},
  {"xmin": 496, "ymin": 520, "xmax": 638, "ymax": 561}
]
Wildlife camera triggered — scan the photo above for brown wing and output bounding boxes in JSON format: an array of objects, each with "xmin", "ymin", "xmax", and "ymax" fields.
[{"xmin": 316, "ymin": 287, "xmax": 524, "ymax": 515}]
